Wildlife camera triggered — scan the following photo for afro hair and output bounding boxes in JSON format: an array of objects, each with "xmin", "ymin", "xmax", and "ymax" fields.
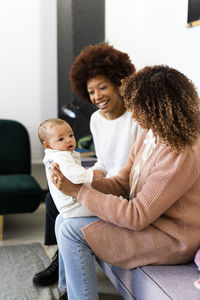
[{"xmin": 70, "ymin": 42, "xmax": 135, "ymax": 102}]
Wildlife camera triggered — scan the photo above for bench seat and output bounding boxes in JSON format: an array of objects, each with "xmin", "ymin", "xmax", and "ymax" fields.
[{"xmin": 97, "ymin": 259, "xmax": 200, "ymax": 299}]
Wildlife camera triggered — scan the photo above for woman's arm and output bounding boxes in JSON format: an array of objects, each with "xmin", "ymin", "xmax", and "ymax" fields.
[
  {"xmin": 50, "ymin": 132, "xmax": 143, "ymax": 199},
  {"xmin": 50, "ymin": 153, "xmax": 132, "ymax": 199},
  {"xmin": 77, "ymin": 144, "xmax": 200, "ymax": 231}
]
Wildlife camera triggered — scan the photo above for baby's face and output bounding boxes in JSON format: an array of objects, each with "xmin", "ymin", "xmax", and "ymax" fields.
[{"xmin": 46, "ymin": 123, "xmax": 76, "ymax": 151}]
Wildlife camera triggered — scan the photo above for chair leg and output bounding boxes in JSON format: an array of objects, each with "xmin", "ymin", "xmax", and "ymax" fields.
[{"xmin": 0, "ymin": 215, "xmax": 4, "ymax": 240}]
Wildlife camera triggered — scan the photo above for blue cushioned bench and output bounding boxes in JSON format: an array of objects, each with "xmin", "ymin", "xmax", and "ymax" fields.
[{"xmin": 97, "ymin": 259, "xmax": 200, "ymax": 299}]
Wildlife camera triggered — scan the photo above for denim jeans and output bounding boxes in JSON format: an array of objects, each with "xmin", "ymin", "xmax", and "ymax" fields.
[{"xmin": 55, "ymin": 214, "xmax": 100, "ymax": 300}]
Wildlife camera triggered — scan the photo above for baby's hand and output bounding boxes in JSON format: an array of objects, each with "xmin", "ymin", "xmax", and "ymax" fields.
[{"xmin": 93, "ymin": 170, "xmax": 105, "ymax": 181}]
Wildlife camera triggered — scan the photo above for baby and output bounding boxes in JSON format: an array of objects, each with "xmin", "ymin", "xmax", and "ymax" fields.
[{"xmin": 38, "ymin": 118, "xmax": 104, "ymax": 218}]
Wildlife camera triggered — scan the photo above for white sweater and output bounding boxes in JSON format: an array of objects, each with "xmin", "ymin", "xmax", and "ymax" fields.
[
  {"xmin": 43, "ymin": 149, "xmax": 94, "ymax": 218},
  {"xmin": 90, "ymin": 110, "xmax": 141, "ymax": 177}
]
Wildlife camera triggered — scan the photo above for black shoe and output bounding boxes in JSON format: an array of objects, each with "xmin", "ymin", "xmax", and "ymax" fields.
[
  {"xmin": 59, "ymin": 292, "xmax": 68, "ymax": 300},
  {"xmin": 33, "ymin": 250, "xmax": 58, "ymax": 286}
]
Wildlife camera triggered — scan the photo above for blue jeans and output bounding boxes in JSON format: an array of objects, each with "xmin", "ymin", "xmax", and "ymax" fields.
[{"xmin": 55, "ymin": 214, "xmax": 100, "ymax": 300}]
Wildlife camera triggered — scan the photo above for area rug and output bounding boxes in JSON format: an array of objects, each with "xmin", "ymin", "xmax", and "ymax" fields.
[{"xmin": 0, "ymin": 242, "xmax": 60, "ymax": 300}]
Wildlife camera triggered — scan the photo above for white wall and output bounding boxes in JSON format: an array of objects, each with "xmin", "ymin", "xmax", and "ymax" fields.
[
  {"xmin": 1, "ymin": 0, "xmax": 199, "ymax": 188},
  {"xmin": 0, "ymin": 0, "xmax": 57, "ymax": 166},
  {"xmin": 105, "ymin": 0, "xmax": 200, "ymax": 94}
]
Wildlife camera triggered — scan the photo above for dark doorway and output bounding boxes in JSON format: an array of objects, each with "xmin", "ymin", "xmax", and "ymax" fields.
[{"xmin": 57, "ymin": 0, "xmax": 105, "ymax": 141}]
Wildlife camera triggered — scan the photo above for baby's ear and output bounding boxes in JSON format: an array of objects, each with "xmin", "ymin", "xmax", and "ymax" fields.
[{"xmin": 43, "ymin": 141, "xmax": 51, "ymax": 149}]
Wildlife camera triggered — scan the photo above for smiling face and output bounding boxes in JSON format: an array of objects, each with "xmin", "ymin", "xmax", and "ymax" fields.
[
  {"xmin": 87, "ymin": 75, "xmax": 125, "ymax": 120},
  {"xmin": 43, "ymin": 122, "xmax": 76, "ymax": 152}
]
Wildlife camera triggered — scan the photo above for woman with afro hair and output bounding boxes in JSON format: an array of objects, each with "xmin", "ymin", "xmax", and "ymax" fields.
[
  {"xmin": 52, "ymin": 64, "xmax": 200, "ymax": 300},
  {"xmin": 33, "ymin": 43, "xmax": 141, "ymax": 293},
  {"xmin": 70, "ymin": 42, "xmax": 141, "ymax": 177}
]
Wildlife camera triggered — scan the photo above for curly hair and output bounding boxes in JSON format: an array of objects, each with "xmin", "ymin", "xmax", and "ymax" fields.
[
  {"xmin": 69, "ymin": 42, "xmax": 135, "ymax": 102},
  {"xmin": 120, "ymin": 65, "xmax": 200, "ymax": 152}
]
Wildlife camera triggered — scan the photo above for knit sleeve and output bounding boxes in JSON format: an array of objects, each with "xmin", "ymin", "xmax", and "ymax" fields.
[{"xmin": 77, "ymin": 144, "xmax": 200, "ymax": 231}]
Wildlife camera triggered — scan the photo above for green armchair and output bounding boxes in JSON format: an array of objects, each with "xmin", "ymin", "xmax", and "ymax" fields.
[{"xmin": 0, "ymin": 119, "xmax": 42, "ymax": 239}]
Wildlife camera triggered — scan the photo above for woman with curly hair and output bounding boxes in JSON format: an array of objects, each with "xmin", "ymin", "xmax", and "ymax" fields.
[
  {"xmin": 70, "ymin": 42, "xmax": 141, "ymax": 177},
  {"xmin": 52, "ymin": 65, "xmax": 200, "ymax": 300},
  {"xmin": 33, "ymin": 43, "xmax": 141, "ymax": 293}
]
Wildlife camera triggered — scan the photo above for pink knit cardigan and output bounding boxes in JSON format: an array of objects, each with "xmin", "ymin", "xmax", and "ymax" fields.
[{"xmin": 77, "ymin": 131, "xmax": 200, "ymax": 269}]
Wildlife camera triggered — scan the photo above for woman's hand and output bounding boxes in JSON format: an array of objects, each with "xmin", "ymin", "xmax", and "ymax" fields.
[
  {"xmin": 93, "ymin": 170, "xmax": 105, "ymax": 181},
  {"xmin": 50, "ymin": 162, "xmax": 82, "ymax": 198}
]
